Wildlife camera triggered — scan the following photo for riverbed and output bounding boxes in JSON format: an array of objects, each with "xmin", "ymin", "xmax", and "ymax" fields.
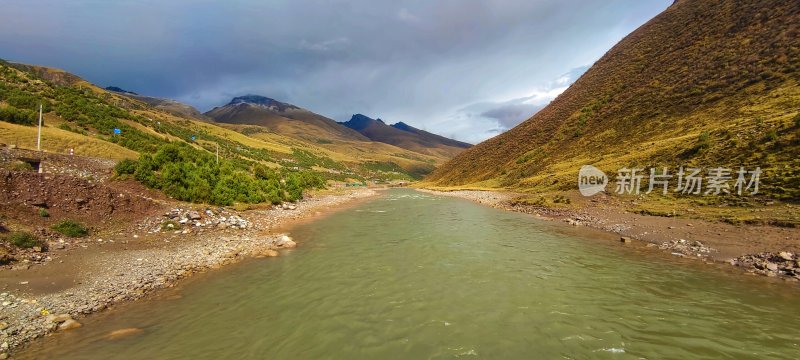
[{"xmin": 18, "ymin": 189, "xmax": 800, "ymax": 359}]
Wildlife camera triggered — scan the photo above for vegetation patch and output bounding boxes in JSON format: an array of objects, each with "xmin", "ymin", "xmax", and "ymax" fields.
[
  {"xmin": 51, "ymin": 219, "xmax": 89, "ymax": 237},
  {"xmin": 5, "ymin": 231, "xmax": 46, "ymax": 249},
  {"xmin": 116, "ymin": 143, "xmax": 325, "ymax": 206}
]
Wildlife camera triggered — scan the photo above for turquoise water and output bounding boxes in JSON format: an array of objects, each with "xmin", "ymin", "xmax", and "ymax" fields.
[{"xmin": 19, "ymin": 189, "xmax": 800, "ymax": 359}]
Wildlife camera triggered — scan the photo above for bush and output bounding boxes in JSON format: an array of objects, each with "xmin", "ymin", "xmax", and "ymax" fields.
[
  {"xmin": 38, "ymin": 208, "xmax": 49, "ymax": 217},
  {"xmin": 6, "ymin": 232, "xmax": 45, "ymax": 249},
  {"xmin": 794, "ymin": 113, "xmax": 800, "ymax": 128},
  {"xmin": 696, "ymin": 131, "xmax": 712, "ymax": 150},
  {"xmin": 114, "ymin": 158, "xmax": 138, "ymax": 176},
  {"xmin": 765, "ymin": 129, "xmax": 778, "ymax": 142},
  {"xmin": 51, "ymin": 220, "xmax": 88, "ymax": 237},
  {"xmin": 129, "ymin": 143, "xmax": 326, "ymax": 206},
  {"xmin": 9, "ymin": 161, "xmax": 34, "ymax": 171},
  {"xmin": 0, "ymin": 106, "xmax": 37, "ymax": 125}
]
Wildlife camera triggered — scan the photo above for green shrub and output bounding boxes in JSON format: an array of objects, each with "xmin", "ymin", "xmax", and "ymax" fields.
[
  {"xmin": 794, "ymin": 113, "xmax": 800, "ymax": 128},
  {"xmin": 765, "ymin": 129, "xmax": 778, "ymax": 142},
  {"xmin": 9, "ymin": 161, "xmax": 34, "ymax": 171},
  {"xmin": 38, "ymin": 208, "xmax": 49, "ymax": 218},
  {"xmin": 0, "ymin": 105, "xmax": 37, "ymax": 125},
  {"xmin": 696, "ymin": 131, "xmax": 712, "ymax": 150},
  {"xmin": 114, "ymin": 158, "xmax": 138, "ymax": 176},
  {"xmin": 128, "ymin": 143, "xmax": 326, "ymax": 206},
  {"xmin": 6, "ymin": 232, "xmax": 45, "ymax": 249},
  {"xmin": 51, "ymin": 220, "xmax": 88, "ymax": 237}
]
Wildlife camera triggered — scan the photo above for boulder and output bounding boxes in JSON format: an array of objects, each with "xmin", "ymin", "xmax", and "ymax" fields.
[
  {"xmin": 620, "ymin": 236, "xmax": 632, "ymax": 243},
  {"xmin": 188, "ymin": 211, "xmax": 202, "ymax": 220},
  {"xmin": 778, "ymin": 252, "xmax": 794, "ymax": 261},
  {"xmin": 277, "ymin": 235, "xmax": 297, "ymax": 249},
  {"xmin": 0, "ymin": 247, "xmax": 14, "ymax": 265},
  {"xmin": 46, "ymin": 313, "xmax": 73, "ymax": 323},
  {"xmin": 766, "ymin": 262, "xmax": 779, "ymax": 272},
  {"xmin": 256, "ymin": 249, "xmax": 279, "ymax": 258},
  {"xmin": 58, "ymin": 319, "xmax": 82, "ymax": 331}
]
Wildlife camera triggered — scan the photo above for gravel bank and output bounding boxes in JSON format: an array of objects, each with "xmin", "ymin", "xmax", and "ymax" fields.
[{"xmin": 0, "ymin": 188, "xmax": 376, "ymax": 356}]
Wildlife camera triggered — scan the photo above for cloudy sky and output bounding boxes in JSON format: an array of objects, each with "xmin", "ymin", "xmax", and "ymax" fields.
[{"xmin": 0, "ymin": 0, "xmax": 670, "ymax": 143}]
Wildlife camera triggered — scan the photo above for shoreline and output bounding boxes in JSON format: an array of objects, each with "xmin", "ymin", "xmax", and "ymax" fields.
[
  {"xmin": 0, "ymin": 188, "xmax": 378, "ymax": 356},
  {"xmin": 417, "ymin": 188, "xmax": 800, "ymax": 284}
]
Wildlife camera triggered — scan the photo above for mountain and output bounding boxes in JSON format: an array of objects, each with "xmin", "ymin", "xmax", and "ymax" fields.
[
  {"xmin": 340, "ymin": 114, "xmax": 471, "ymax": 158},
  {"xmin": 390, "ymin": 121, "xmax": 472, "ymax": 149},
  {"xmin": 425, "ymin": 0, "xmax": 800, "ymax": 200},
  {"xmin": 205, "ymin": 95, "xmax": 368, "ymax": 143},
  {"xmin": 0, "ymin": 62, "xmax": 442, "ymax": 182},
  {"xmin": 105, "ymin": 86, "xmax": 212, "ymax": 121}
]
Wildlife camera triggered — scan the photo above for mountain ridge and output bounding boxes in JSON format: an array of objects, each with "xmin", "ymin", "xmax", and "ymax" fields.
[
  {"xmin": 340, "ymin": 113, "xmax": 471, "ymax": 158},
  {"xmin": 424, "ymin": 0, "xmax": 800, "ymax": 201}
]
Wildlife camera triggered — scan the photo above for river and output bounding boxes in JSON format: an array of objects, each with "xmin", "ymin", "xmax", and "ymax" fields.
[{"xmin": 18, "ymin": 189, "xmax": 800, "ymax": 359}]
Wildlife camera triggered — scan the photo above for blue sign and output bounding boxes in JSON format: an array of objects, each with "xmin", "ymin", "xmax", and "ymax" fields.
[{"xmin": 113, "ymin": 128, "xmax": 122, "ymax": 135}]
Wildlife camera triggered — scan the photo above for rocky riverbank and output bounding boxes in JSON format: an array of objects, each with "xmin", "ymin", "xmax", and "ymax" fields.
[
  {"xmin": 0, "ymin": 188, "xmax": 376, "ymax": 357},
  {"xmin": 419, "ymin": 188, "xmax": 800, "ymax": 283}
]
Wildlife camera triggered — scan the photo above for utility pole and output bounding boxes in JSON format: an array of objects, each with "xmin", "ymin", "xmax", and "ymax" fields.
[{"xmin": 36, "ymin": 103, "xmax": 43, "ymax": 151}]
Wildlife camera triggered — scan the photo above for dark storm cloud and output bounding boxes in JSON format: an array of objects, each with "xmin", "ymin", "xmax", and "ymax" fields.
[{"xmin": 0, "ymin": 0, "xmax": 670, "ymax": 142}]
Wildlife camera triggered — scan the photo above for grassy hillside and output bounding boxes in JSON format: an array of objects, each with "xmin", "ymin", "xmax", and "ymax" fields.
[
  {"xmin": 0, "ymin": 59, "xmax": 439, "ymax": 204},
  {"xmin": 425, "ymin": 0, "xmax": 800, "ymax": 204}
]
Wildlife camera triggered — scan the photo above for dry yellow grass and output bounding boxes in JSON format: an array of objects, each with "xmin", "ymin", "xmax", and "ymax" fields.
[{"xmin": 0, "ymin": 122, "xmax": 138, "ymax": 160}]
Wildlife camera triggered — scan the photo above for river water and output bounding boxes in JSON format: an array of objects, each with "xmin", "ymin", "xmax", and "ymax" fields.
[{"xmin": 19, "ymin": 189, "xmax": 800, "ymax": 359}]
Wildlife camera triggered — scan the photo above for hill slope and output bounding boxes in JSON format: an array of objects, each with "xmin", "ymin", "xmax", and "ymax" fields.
[
  {"xmin": 425, "ymin": 0, "xmax": 800, "ymax": 201},
  {"xmin": 0, "ymin": 61, "xmax": 441, "ymax": 185},
  {"xmin": 206, "ymin": 95, "xmax": 368, "ymax": 143},
  {"xmin": 105, "ymin": 86, "xmax": 213, "ymax": 121},
  {"xmin": 341, "ymin": 114, "xmax": 471, "ymax": 158}
]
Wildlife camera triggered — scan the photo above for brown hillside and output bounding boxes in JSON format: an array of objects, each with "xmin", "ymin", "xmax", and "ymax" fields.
[
  {"xmin": 425, "ymin": 0, "xmax": 800, "ymax": 200},
  {"xmin": 341, "ymin": 114, "xmax": 471, "ymax": 158},
  {"xmin": 206, "ymin": 95, "xmax": 369, "ymax": 143}
]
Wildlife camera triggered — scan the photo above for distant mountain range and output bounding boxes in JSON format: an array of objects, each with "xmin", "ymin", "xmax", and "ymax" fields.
[
  {"xmin": 340, "ymin": 114, "xmax": 471, "ymax": 157},
  {"xmin": 203, "ymin": 94, "xmax": 471, "ymax": 158}
]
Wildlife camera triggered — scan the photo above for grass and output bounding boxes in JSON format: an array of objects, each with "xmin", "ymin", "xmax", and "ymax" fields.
[
  {"xmin": 5, "ymin": 231, "xmax": 46, "ymax": 249},
  {"xmin": 51, "ymin": 219, "xmax": 89, "ymax": 237},
  {"xmin": 0, "ymin": 121, "xmax": 139, "ymax": 160}
]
